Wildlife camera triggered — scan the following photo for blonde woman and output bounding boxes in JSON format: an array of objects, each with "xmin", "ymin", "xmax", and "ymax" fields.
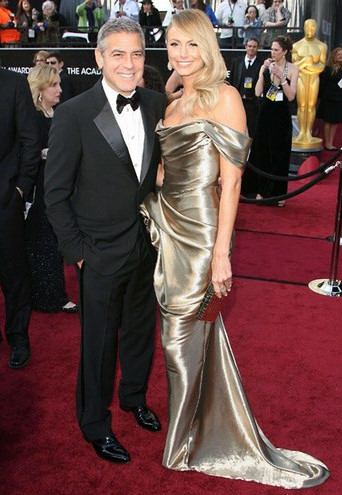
[
  {"xmin": 27, "ymin": 66, "xmax": 77, "ymax": 314},
  {"xmin": 317, "ymin": 47, "xmax": 342, "ymax": 150},
  {"xmin": 141, "ymin": 10, "xmax": 329, "ymax": 488}
]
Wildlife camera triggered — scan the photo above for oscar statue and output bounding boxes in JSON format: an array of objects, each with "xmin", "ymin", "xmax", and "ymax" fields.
[{"xmin": 292, "ymin": 19, "xmax": 327, "ymax": 150}]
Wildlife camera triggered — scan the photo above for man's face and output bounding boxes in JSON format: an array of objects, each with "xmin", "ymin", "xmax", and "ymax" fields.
[
  {"xmin": 95, "ymin": 32, "xmax": 144, "ymax": 96},
  {"xmin": 246, "ymin": 40, "xmax": 258, "ymax": 58},
  {"xmin": 0, "ymin": 0, "xmax": 9, "ymax": 8},
  {"xmin": 46, "ymin": 56, "xmax": 63, "ymax": 70}
]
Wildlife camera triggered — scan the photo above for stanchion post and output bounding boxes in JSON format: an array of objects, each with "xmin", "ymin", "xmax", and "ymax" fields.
[
  {"xmin": 328, "ymin": 163, "xmax": 342, "ymax": 285},
  {"xmin": 308, "ymin": 161, "xmax": 342, "ymax": 297}
]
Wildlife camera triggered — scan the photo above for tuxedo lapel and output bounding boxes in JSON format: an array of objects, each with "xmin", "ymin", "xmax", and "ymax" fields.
[
  {"xmin": 138, "ymin": 88, "xmax": 156, "ymax": 184},
  {"xmin": 93, "ymin": 83, "xmax": 138, "ymax": 185}
]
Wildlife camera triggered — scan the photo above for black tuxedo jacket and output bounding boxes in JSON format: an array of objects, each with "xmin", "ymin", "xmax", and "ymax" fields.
[
  {"xmin": 45, "ymin": 80, "xmax": 165, "ymax": 275},
  {"xmin": 229, "ymin": 55, "xmax": 264, "ymax": 98},
  {"xmin": 59, "ymin": 69, "xmax": 75, "ymax": 103},
  {"xmin": 0, "ymin": 68, "xmax": 40, "ymax": 206}
]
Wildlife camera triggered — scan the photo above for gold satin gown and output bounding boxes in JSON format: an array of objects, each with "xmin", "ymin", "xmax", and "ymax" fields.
[{"xmin": 140, "ymin": 119, "xmax": 329, "ymax": 489}]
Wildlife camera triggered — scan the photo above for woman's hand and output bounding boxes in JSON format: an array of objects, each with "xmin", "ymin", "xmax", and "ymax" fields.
[
  {"xmin": 270, "ymin": 62, "xmax": 283, "ymax": 79},
  {"xmin": 211, "ymin": 253, "xmax": 233, "ymax": 298},
  {"xmin": 262, "ymin": 58, "xmax": 273, "ymax": 70}
]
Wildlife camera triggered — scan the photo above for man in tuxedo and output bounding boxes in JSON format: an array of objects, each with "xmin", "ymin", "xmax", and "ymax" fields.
[
  {"xmin": 44, "ymin": 18, "xmax": 165, "ymax": 463},
  {"xmin": 0, "ymin": 68, "xmax": 40, "ymax": 368},
  {"xmin": 229, "ymin": 37, "xmax": 263, "ymax": 139},
  {"xmin": 229, "ymin": 37, "xmax": 264, "ymax": 196}
]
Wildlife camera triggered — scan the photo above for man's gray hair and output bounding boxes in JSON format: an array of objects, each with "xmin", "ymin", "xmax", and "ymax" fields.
[{"xmin": 97, "ymin": 19, "xmax": 145, "ymax": 55}]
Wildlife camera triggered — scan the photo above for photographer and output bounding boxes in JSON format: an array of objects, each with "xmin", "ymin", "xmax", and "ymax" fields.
[
  {"xmin": 242, "ymin": 4, "xmax": 262, "ymax": 45},
  {"xmin": 263, "ymin": 0, "xmax": 291, "ymax": 47},
  {"xmin": 162, "ymin": 0, "xmax": 183, "ymax": 27},
  {"xmin": 139, "ymin": 0, "xmax": 163, "ymax": 45},
  {"xmin": 0, "ymin": 0, "xmax": 20, "ymax": 45},
  {"xmin": 215, "ymin": 0, "xmax": 247, "ymax": 48}
]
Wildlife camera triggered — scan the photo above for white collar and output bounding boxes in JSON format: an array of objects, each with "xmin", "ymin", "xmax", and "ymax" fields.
[
  {"xmin": 245, "ymin": 55, "xmax": 256, "ymax": 64},
  {"xmin": 101, "ymin": 77, "xmax": 136, "ymax": 110}
]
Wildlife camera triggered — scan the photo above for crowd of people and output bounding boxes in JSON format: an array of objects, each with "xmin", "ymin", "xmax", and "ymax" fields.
[
  {"xmin": 0, "ymin": 2, "xmax": 341, "ymax": 491},
  {"xmin": 0, "ymin": 0, "xmax": 296, "ymax": 48}
]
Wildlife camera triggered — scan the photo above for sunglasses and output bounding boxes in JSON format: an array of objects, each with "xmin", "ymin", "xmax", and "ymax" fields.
[{"xmin": 46, "ymin": 60, "xmax": 58, "ymax": 65}]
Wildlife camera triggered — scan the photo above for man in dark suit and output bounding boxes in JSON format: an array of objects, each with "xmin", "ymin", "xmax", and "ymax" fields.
[
  {"xmin": 229, "ymin": 36, "xmax": 263, "ymax": 139},
  {"xmin": 0, "ymin": 68, "xmax": 40, "ymax": 368},
  {"xmin": 229, "ymin": 37, "xmax": 264, "ymax": 196},
  {"xmin": 44, "ymin": 18, "xmax": 165, "ymax": 464}
]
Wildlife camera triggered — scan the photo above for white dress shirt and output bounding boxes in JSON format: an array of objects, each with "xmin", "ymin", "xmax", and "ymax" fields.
[
  {"xmin": 162, "ymin": 7, "xmax": 183, "ymax": 27},
  {"xmin": 110, "ymin": 0, "xmax": 139, "ymax": 21},
  {"xmin": 215, "ymin": 0, "xmax": 247, "ymax": 39},
  {"xmin": 102, "ymin": 79, "xmax": 144, "ymax": 181},
  {"xmin": 245, "ymin": 55, "xmax": 256, "ymax": 69}
]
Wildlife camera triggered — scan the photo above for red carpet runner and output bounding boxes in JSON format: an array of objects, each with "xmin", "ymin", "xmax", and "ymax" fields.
[{"xmin": 0, "ymin": 147, "xmax": 341, "ymax": 495}]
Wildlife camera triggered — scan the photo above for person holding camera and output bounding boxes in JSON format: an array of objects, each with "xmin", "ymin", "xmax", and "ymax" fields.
[
  {"xmin": 242, "ymin": 4, "xmax": 262, "ymax": 45},
  {"xmin": 0, "ymin": 0, "xmax": 20, "ymax": 44},
  {"xmin": 162, "ymin": 0, "xmax": 183, "ymax": 27},
  {"xmin": 215, "ymin": 0, "xmax": 247, "ymax": 48},
  {"xmin": 263, "ymin": 0, "xmax": 291, "ymax": 47},
  {"xmin": 248, "ymin": 35, "xmax": 298, "ymax": 205},
  {"xmin": 110, "ymin": 0, "xmax": 139, "ymax": 22}
]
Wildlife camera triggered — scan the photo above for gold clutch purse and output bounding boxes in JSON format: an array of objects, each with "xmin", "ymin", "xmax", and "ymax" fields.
[{"xmin": 196, "ymin": 283, "xmax": 223, "ymax": 323}]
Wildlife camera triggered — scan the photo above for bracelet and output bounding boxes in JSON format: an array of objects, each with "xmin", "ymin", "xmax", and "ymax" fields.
[{"xmin": 280, "ymin": 80, "xmax": 287, "ymax": 86}]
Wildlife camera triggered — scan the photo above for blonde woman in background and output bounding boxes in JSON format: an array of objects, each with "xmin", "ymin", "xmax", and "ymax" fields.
[{"xmin": 26, "ymin": 65, "xmax": 78, "ymax": 314}]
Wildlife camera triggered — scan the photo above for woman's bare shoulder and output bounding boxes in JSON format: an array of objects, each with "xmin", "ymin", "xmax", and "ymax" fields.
[{"xmin": 213, "ymin": 83, "xmax": 246, "ymax": 133}]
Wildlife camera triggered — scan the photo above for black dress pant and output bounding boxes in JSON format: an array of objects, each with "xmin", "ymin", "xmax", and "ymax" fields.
[
  {"xmin": 76, "ymin": 233, "xmax": 157, "ymax": 441},
  {"xmin": 0, "ymin": 190, "xmax": 31, "ymax": 347}
]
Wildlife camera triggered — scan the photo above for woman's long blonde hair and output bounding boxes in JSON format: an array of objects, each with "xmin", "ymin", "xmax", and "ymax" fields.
[
  {"xmin": 28, "ymin": 65, "xmax": 59, "ymax": 112},
  {"xmin": 328, "ymin": 47, "xmax": 342, "ymax": 75},
  {"xmin": 166, "ymin": 9, "xmax": 227, "ymax": 115}
]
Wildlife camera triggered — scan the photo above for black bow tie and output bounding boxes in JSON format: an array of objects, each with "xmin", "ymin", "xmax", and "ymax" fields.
[{"xmin": 116, "ymin": 92, "xmax": 140, "ymax": 114}]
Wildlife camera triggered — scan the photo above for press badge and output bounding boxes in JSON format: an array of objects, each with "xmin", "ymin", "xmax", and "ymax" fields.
[
  {"xmin": 266, "ymin": 84, "xmax": 278, "ymax": 101},
  {"xmin": 275, "ymin": 90, "xmax": 284, "ymax": 101},
  {"xmin": 244, "ymin": 77, "xmax": 253, "ymax": 89}
]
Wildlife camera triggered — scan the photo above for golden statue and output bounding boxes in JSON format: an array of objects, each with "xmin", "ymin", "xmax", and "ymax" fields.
[{"xmin": 292, "ymin": 19, "xmax": 327, "ymax": 150}]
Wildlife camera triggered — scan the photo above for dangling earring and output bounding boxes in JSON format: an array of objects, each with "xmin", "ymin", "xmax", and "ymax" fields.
[
  {"xmin": 38, "ymin": 93, "xmax": 42, "ymax": 102},
  {"xmin": 167, "ymin": 61, "xmax": 172, "ymax": 71}
]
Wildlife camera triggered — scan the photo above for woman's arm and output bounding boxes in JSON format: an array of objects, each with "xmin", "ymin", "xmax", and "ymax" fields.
[
  {"xmin": 276, "ymin": 62, "xmax": 299, "ymax": 102},
  {"xmin": 165, "ymin": 71, "xmax": 183, "ymax": 103},
  {"xmin": 210, "ymin": 85, "xmax": 246, "ymax": 296},
  {"xmin": 156, "ymin": 162, "xmax": 164, "ymax": 187},
  {"xmin": 255, "ymin": 58, "xmax": 271, "ymax": 96}
]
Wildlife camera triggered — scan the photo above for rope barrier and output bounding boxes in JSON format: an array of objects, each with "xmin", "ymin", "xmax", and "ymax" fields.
[
  {"xmin": 244, "ymin": 148, "xmax": 342, "ymax": 182},
  {"xmin": 240, "ymin": 161, "xmax": 340, "ymax": 205}
]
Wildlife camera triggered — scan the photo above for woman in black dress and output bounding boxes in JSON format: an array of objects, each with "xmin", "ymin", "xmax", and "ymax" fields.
[
  {"xmin": 248, "ymin": 35, "xmax": 298, "ymax": 206},
  {"xmin": 27, "ymin": 65, "xmax": 77, "ymax": 313},
  {"xmin": 317, "ymin": 47, "xmax": 342, "ymax": 150}
]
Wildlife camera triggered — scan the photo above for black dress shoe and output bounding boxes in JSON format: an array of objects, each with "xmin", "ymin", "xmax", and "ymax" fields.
[
  {"xmin": 121, "ymin": 405, "xmax": 161, "ymax": 432},
  {"xmin": 91, "ymin": 433, "xmax": 130, "ymax": 463},
  {"xmin": 9, "ymin": 345, "xmax": 30, "ymax": 369}
]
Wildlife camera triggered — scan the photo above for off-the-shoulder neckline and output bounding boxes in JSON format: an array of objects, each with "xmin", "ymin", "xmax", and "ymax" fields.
[{"xmin": 159, "ymin": 118, "xmax": 225, "ymax": 129}]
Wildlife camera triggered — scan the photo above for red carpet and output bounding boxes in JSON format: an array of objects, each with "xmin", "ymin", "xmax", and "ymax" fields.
[{"xmin": 1, "ymin": 142, "xmax": 342, "ymax": 494}]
